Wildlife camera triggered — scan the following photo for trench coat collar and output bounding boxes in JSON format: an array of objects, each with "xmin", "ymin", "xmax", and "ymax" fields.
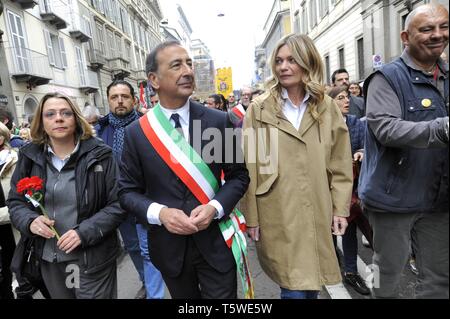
[{"xmin": 257, "ymin": 93, "xmax": 329, "ymax": 141}]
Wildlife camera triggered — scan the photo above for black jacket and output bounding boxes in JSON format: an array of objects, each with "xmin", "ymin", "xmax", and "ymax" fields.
[{"xmin": 7, "ymin": 137, "xmax": 126, "ymax": 274}]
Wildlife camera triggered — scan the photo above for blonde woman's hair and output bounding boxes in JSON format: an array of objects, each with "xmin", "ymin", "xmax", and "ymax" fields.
[
  {"xmin": 0, "ymin": 122, "xmax": 11, "ymax": 147},
  {"xmin": 266, "ymin": 33, "xmax": 325, "ymax": 121},
  {"xmin": 31, "ymin": 92, "xmax": 95, "ymax": 144},
  {"xmin": 19, "ymin": 127, "xmax": 32, "ymax": 140}
]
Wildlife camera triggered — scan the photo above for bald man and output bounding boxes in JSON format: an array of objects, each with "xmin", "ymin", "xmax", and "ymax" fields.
[{"xmin": 359, "ymin": 4, "xmax": 449, "ymax": 298}]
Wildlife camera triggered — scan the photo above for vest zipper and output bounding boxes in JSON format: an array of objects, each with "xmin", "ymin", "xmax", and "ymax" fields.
[{"xmin": 386, "ymin": 157, "xmax": 406, "ymax": 194}]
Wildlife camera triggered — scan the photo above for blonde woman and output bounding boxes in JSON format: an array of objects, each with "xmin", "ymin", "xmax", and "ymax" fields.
[
  {"xmin": 8, "ymin": 93, "xmax": 126, "ymax": 299},
  {"xmin": 243, "ymin": 34, "xmax": 353, "ymax": 299},
  {"xmin": 19, "ymin": 127, "xmax": 32, "ymax": 142}
]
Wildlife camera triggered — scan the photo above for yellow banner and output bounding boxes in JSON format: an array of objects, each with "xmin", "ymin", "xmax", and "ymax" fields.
[{"xmin": 215, "ymin": 67, "xmax": 233, "ymax": 98}]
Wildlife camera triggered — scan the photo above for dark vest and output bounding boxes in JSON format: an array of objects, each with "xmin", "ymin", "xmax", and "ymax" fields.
[{"xmin": 359, "ymin": 57, "xmax": 449, "ymax": 213}]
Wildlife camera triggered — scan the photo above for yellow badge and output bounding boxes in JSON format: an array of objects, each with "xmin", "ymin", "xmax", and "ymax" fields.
[{"xmin": 422, "ymin": 99, "xmax": 432, "ymax": 108}]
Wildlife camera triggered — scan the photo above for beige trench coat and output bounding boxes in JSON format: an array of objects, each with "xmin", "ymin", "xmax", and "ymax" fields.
[{"xmin": 242, "ymin": 93, "xmax": 353, "ymax": 290}]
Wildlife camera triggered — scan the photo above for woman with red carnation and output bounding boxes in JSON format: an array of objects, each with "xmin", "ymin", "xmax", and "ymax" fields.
[{"xmin": 7, "ymin": 92, "xmax": 126, "ymax": 299}]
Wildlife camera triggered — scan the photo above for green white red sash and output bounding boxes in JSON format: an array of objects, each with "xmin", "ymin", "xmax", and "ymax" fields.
[
  {"xmin": 139, "ymin": 104, "xmax": 254, "ymax": 298},
  {"xmin": 231, "ymin": 104, "xmax": 246, "ymax": 120}
]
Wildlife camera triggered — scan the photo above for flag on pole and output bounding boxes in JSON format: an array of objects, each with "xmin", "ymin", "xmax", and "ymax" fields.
[{"xmin": 139, "ymin": 82, "xmax": 148, "ymax": 110}]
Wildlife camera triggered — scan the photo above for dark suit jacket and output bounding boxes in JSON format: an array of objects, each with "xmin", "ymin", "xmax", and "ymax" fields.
[{"xmin": 118, "ymin": 101, "xmax": 250, "ymax": 277}]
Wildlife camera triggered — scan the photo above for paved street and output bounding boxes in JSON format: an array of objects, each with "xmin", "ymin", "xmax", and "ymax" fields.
[
  {"xmin": 116, "ymin": 231, "xmax": 417, "ymax": 299},
  {"xmin": 26, "ymin": 229, "xmax": 416, "ymax": 299}
]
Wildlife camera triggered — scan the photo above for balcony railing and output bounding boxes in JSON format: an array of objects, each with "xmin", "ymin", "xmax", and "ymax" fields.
[
  {"xmin": 10, "ymin": 0, "xmax": 38, "ymax": 9},
  {"xmin": 133, "ymin": 69, "xmax": 147, "ymax": 82},
  {"xmin": 108, "ymin": 57, "xmax": 131, "ymax": 79},
  {"xmin": 5, "ymin": 46, "xmax": 52, "ymax": 87},
  {"xmin": 39, "ymin": 0, "xmax": 67, "ymax": 29},
  {"xmin": 70, "ymin": 16, "xmax": 92, "ymax": 43},
  {"xmin": 79, "ymin": 69, "xmax": 99, "ymax": 93},
  {"xmin": 87, "ymin": 48, "xmax": 106, "ymax": 70}
]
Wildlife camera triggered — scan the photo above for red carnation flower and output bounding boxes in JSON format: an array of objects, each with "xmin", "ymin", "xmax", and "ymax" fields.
[{"xmin": 16, "ymin": 176, "xmax": 59, "ymax": 239}]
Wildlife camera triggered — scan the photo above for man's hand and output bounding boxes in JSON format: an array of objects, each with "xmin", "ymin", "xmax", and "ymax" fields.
[
  {"xmin": 332, "ymin": 216, "xmax": 348, "ymax": 236},
  {"xmin": 190, "ymin": 204, "xmax": 216, "ymax": 231},
  {"xmin": 353, "ymin": 151, "xmax": 364, "ymax": 162},
  {"xmin": 30, "ymin": 216, "xmax": 56, "ymax": 239},
  {"xmin": 247, "ymin": 226, "xmax": 260, "ymax": 242},
  {"xmin": 160, "ymin": 207, "xmax": 199, "ymax": 235},
  {"xmin": 57, "ymin": 230, "xmax": 82, "ymax": 254}
]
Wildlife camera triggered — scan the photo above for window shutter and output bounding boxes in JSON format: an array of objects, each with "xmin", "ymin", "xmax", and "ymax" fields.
[
  {"xmin": 59, "ymin": 37, "xmax": 68, "ymax": 68},
  {"xmin": 44, "ymin": 30, "xmax": 55, "ymax": 65}
]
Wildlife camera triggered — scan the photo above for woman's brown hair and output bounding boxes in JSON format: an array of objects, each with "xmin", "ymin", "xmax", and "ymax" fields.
[{"xmin": 31, "ymin": 92, "xmax": 95, "ymax": 144}]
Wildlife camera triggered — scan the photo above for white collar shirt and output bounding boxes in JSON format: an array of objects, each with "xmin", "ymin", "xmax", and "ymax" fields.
[
  {"xmin": 281, "ymin": 87, "xmax": 310, "ymax": 131},
  {"xmin": 159, "ymin": 100, "xmax": 190, "ymax": 142},
  {"xmin": 47, "ymin": 140, "xmax": 80, "ymax": 172}
]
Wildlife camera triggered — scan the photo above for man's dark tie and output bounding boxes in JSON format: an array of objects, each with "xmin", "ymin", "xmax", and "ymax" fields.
[{"xmin": 170, "ymin": 113, "xmax": 185, "ymax": 139}]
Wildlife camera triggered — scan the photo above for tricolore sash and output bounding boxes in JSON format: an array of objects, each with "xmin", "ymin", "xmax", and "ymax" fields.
[
  {"xmin": 139, "ymin": 104, "xmax": 254, "ymax": 298},
  {"xmin": 231, "ymin": 104, "xmax": 246, "ymax": 120}
]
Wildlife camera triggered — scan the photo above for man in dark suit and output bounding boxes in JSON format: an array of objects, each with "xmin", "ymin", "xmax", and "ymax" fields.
[{"xmin": 118, "ymin": 41, "xmax": 250, "ymax": 299}]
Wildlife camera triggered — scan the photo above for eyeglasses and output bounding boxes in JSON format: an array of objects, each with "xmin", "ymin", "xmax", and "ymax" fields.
[{"xmin": 43, "ymin": 109, "xmax": 74, "ymax": 119}]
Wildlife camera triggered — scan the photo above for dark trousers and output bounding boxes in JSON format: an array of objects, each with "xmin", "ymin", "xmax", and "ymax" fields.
[
  {"xmin": 0, "ymin": 224, "xmax": 16, "ymax": 299},
  {"xmin": 342, "ymin": 221, "xmax": 358, "ymax": 273},
  {"xmin": 162, "ymin": 236, "xmax": 237, "ymax": 299},
  {"xmin": 367, "ymin": 210, "xmax": 449, "ymax": 299},
  {"xmin": 333, "ymin": 221, "xmax": 358, "ymax": 273},
  {"xmin": 41, "ymin": 260, "xmax": 117, "ymax": 299},
  {"xmin": 119, "ymin": 215, "xmax": 144, "ymax": 283}
]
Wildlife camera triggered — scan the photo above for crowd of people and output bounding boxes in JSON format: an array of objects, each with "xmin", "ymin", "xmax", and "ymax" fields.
[{"xmin": 0, "ymin": 3, "xmax": 448, "ymax": 300}]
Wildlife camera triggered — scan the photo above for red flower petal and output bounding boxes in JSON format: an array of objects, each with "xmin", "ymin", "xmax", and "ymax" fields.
[{"xmin": 16, "ymin": 177, "xmax": 31, "ymax": 193}]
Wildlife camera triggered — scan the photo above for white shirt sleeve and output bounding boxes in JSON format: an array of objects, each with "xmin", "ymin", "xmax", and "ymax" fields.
[
  {"xmin": 208, "ymin": 199, "xmax": 225, "ymax": 219},
  {"xmin": 147, "ymin": 203, "xmax": 167, "ymax": 225}
]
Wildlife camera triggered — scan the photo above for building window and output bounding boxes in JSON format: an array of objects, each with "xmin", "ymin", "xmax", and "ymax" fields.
[
  {"xmin": 7, "ymin": 10, "xmax": 29, "ymax": 72},
  {"xmin": 134, "ymin": 46, "xmax": 140, "ymax": 70},
  {"xmin": 44, "ymin": 30, "xmax": 67, "ymax": 69},
  {"xmin": 125, "ymin": 41, "xmax": 131, "ymax": 62},
  {"xmin": 325, "ymin": 55, "xmax": 330, "ymax": 84},
  {"xmin": 319, "ymin": 0, "xmax": 329, "ymax": 18},
  {"xmin": 115, "ymin": 34, "xmax": 122, "ymax": 58},
  {"xmin": 120, "ymin": 7, "xmax": 129, "ymax": 34},
  {"xmin": 301, "ymin": 6, "xmax": 308, "ymax": 33},
  {"xmin": 107, "ymin": 29, "xmax": 115, "ymax": 58},
  {"xmin": 309, "ymin": 0, "xmax": 318, "ymax": 28},
  {"xmin": 294, "ymin": 9, "xmax": 300, "ymax": 34},
  {"xmin": 357, "ymin": 37, "xmax": 364, "ymax": 80},
  {"xmin": 96, "ymin": 23, "xmax": 105, "ymax": 55},
  {"xmin": 98, "ymin": 0, "xmax": 105, "ymax": 15},
  {"xmin": 75, "ymin": 46, "xmax": 86, "ymax": 86},
  {"xmin": 82, "ymin": 15, "xmax": 92, "ymax": 37},
  {"xmin": 338, "ymin": 47, "xmax": 345, "ymax": 68}
]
